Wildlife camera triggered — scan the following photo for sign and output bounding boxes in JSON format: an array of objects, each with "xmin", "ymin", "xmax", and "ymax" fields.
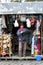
[{"xmin": 0, "ymin": 2, "xmax": 43, "ymax": 14}]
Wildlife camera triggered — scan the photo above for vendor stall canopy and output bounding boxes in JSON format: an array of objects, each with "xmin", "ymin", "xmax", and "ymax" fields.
[{"xmin": 0, "ymin": 2, "xmax": 43, "ymax": 14}]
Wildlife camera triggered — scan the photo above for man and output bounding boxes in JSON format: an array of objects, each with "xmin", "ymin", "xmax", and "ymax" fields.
[{"xmin": 17, "ymin": 23, "xmax": 28, "ymax": 57}]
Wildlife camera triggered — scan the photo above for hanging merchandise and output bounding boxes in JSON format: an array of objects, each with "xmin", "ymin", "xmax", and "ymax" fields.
[
  {"xmin": 34, "ymin": 44, "xmax": 37, "ymax": 49},
  {"xmin": 33, "ymin": 35, "xmax": 38, "ymax": 56},
  {"xmin": 31, "ymin": 17, "xmax": 35, "ymax": 26},
  {"xmin": 37, "ymin": 39, "xmax": 41, "ymax": 55},
  {"xmin": 38, "ymin": 15, "xmax": 42, "ymax": 21},
  {"xmin": 38, "ymin": 15, "xmax": 42, "ymax": 25},
  {"xmin": 2, "ymin": 16, "xmax": 7, "ymax": 28},
  {"xmin": 14, "ymin": 19, "xmax": 19, "ymax": 27},
  {"xmin": 33, "ymin": 31, "xmax": 39, "ymax": 56},
  {"xmin": 31, "ymin": 30, "xmax": 36, "ymax": 56},
  {"xmin": 0, "ymin": 18, "xmax": 2, "ymax": 35},
  {"xmin": 36, "ymin": 20, "xmax": 40, "ymax": 35},
  {"xmin": 34, "ymin": 37, "xmax": 41, "ymax": 56},
  {"xmin": 20, "ymin": 15, "xmax": 26, "ymax": 22},
  {"xmin": 26, "ymin": 18, "xmax": 31, "ymax": 28},
  {"xmin": 34, "ymin": 48, "xmax": 38, "ymax": 57},
  {"xmin": 31, "ymin": 31, "xmax": 38, "ymax": 56},
  {"xmin": 31, "ymin": 35, "xmax": 35, "ymax": 56},
  {"xmin": 34, "ymin": 33, "xmax": 41, "ymax": 56}
]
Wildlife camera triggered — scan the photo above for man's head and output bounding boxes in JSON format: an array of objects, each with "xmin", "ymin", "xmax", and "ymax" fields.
[{"xmin": 20, "ymin": 23, "xmax": 24, "ymax": 30}]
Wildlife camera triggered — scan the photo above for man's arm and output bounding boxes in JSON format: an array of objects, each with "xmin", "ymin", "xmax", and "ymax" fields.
[
  {"xmin": 17, "ymin": 28, "xmax": 28, "ymax": 36},
  {"xmin": 17, "ymin": 29, "xmax": 22, "ymax": 36}
]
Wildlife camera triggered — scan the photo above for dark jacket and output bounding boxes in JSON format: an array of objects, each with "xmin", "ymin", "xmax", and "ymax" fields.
[{"xmin": 17, "ymin": 28, "xmax": 32, "ymax": 44}]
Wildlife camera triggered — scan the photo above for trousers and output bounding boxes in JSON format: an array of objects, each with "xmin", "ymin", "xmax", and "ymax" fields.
[{"xmin": 19, "ymin": 41, "xmax": 27, "ymax": 57}]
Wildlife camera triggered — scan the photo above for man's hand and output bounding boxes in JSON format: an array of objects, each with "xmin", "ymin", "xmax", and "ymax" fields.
[{"xmin": 20, "ymin": 31, "xmax": 23, "ymax": 34}]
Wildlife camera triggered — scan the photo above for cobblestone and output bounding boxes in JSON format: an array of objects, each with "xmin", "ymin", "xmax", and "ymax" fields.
[{"xmin": 0, "ymin": 60, "xmax": 43, "ymax": 65}]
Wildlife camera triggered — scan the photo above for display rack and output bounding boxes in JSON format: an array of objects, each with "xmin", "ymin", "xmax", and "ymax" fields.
[{"xmin": 0, "ymin": 34, "xmax": 12, "ymax": 56}]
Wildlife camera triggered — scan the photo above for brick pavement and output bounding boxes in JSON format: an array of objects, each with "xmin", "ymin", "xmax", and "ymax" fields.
[{"xmin": 0, "ymin": 60, "xmax": 43, "ymax": 65}]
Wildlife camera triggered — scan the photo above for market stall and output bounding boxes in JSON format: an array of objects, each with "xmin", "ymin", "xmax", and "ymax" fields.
[{"xmin": 0, "ymin": 2, "xmax": 43, "ymax": 58}]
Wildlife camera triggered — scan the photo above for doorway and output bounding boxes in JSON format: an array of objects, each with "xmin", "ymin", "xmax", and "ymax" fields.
[{"xmin": 4, "ymin": 14, "xmax": 42, "ymax": 57}]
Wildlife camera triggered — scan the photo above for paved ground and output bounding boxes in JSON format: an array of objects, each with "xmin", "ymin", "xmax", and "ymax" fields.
[{"xmin": 0, "ymin": 60, "xmax": 43, "ymax": 65}]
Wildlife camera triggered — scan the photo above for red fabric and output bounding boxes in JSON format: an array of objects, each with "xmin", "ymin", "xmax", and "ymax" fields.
[
  {"xmin": 31, "ymin": 17, "xmax": 35, "ymax": 26},
  {"xmin": 37, "ymin": 39, "xmax": 41, "ymax": 55}
]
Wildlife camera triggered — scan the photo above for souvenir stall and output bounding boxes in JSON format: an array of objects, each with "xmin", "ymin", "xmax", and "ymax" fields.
[{"xmin": 0, "ymin": 2, "xmax": 43, "ymax": 58}]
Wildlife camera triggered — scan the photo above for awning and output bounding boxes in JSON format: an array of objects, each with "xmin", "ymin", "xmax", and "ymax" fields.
[{"xmin": 0, "ymin": 2, "xmax": 43, "ymax": 14}]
